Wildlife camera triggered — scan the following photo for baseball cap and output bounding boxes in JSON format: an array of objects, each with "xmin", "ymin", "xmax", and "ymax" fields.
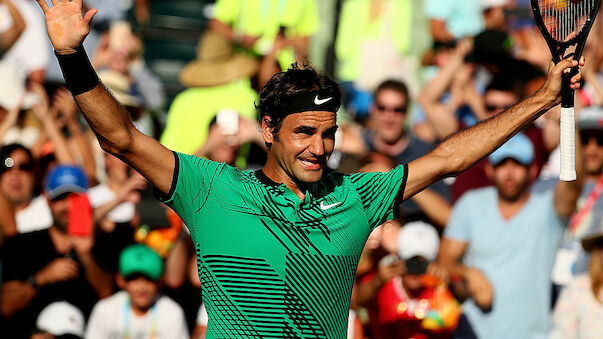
[
  {"xmin": 119, "ymin": 244, "xmax": 164, "ymax": 281},
  {"xmin": 36, "ymin": 301, "xmax": 84, "ymax": 337},
  {"xmin": 397, "ymin": 221, "xmax": 440, "ymax": 261},
  {"xmin": 578, "ymin": 106, "xmax": 603, "ymax": 131},
  {"xmin": 45, "ymin": 165, "xmax": 88, "ymax": 200},
  {"xmin": 489, "ymin": 133, "xmax": 534, "ymax": 166}
]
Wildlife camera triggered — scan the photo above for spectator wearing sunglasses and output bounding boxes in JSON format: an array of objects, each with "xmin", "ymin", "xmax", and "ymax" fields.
[
  {"xmin": 551, "ymin": 107, "xmax": 603, "ymax": 298},
  {"xmin": 0, "ymin": 143, "xmax": 43, "ymax": 238},
  {"xmin": 362, "ymin": 79, "xmax": 450, "ymax": 225}
]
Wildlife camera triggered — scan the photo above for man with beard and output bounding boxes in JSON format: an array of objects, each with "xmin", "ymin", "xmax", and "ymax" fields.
[
  {"xmin": 1, "ymin": 165, "xmax": 112, "ymax": 339},
  {"xmin": 438, "ymin": 133, "xmax": 579, "ymax": 339}
]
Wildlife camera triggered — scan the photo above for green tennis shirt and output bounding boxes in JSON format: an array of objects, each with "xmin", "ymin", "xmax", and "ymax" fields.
[{"xmin": 159, "ymin": 152, "xmax": 408, "ymax": 338}]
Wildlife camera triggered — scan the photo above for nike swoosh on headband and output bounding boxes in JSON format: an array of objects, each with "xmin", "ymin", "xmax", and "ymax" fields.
[{"xmin": 314, "ymin": 95, "xmax": 332, "ymax": 105}]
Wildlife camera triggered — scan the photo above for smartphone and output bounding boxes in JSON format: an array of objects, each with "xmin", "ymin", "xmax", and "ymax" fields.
[
  {"xmin": 68, "ymin": 193, "xmax": 93, "ymax": 237},
  {"xmin": 216, "ymin": 109, "xmax": 239, "ymax": 136}
]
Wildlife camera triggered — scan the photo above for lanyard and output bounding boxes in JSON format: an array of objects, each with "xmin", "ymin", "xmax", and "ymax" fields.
[
  {"xmin": 570, "ymin": 175, "xmax": 603, "ymax": 233},
  {"xmin": 124, "ymin": 297, "xmax": 159, "ymax": 339}
]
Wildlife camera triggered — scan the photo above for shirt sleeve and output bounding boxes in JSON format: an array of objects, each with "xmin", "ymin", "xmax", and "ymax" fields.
[
  {"xmin": 444, "ymin": 192, "xmax": 474, "ymax": 242},
  {"xmin": 348, "ymin": 164, "xmax": 408, "ymax": 230},
  {"xmin": 156, "ymin": 152, "xmax": 226, "ymax": 235}
]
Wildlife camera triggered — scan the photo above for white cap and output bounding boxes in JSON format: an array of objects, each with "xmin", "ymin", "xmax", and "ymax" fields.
[
  {"xmin": 36, "ymin": 301, "xmax": 85, "ymax": 337},
  {"xmin": 397, "ymin": 221, "xmax": 440, "ymax": 261},
  {"xmin": 482, "ymin": 0, "xmax": 508, "ymax": 9}
]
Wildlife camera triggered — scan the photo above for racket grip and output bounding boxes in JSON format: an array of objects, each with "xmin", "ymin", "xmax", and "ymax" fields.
[{"xmin": 559, "ymin": 107, "xmax": 576, "ymax": 181}]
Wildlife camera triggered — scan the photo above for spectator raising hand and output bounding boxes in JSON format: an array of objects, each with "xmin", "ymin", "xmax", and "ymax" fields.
[
  {"xmin": 0, "ymin": 0, "xmax": 26, "ymax": 55},
  {"xmin": 30, "ymin": 83, "xmax": 74, "ymax": 164}
]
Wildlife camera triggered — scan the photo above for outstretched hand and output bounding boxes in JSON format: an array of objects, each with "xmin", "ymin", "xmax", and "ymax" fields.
[{"xmin": 35, "ymin": 0, "xmax": 97, "ymax": 55}]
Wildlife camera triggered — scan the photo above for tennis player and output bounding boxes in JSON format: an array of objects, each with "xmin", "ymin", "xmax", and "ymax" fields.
[{"xmin": 36, "ymin": 1, "xmax": 584, "ymax": 337}]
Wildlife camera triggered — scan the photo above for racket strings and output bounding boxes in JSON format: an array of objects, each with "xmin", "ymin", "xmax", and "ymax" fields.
[{"xmin": 537, "ymin": 0, "xmax": 596, "ymax": 43}]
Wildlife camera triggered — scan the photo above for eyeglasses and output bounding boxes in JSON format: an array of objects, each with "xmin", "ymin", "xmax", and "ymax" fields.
[
  {"xmin": 2, "ymin": 157, "xmax": 33, "ymax": 172},
  {"xmin": 375, "ymin": 103, "xmax": 407, "ymax": 114},
  {"xmin": 580, "ymin": 132, "xmax": 603, "ymax": 146}
]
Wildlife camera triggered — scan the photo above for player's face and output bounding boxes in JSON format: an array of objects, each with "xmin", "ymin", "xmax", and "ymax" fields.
[
  {"xmin": 371, "ymin": 89, "xmax": 408, "ymax": 144},
  {"xmin": 580, "ymin": 130, "xmax": 603, "ymax": 175},
  {"xmin": 491, "ymin": 159, "xmax": 531, "ymax": 202},
  {"xmin": 123, "ymin": 275, "xmax": 159, "ymax": 311},
  {"xmin": 0, "ymin": 149, "xmax": 34, "ymax": 205},
  {"xmin": 271, "ymin": 111, "xmax": 337, "ymax": 184}
]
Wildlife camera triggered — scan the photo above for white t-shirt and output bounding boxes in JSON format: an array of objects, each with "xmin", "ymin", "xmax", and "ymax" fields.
[
  {"xmin": 88, "ymin": 183, "xmax": 136, "ymax": 223},
  {"xmin": 16, "ymin": 195, "xmax": 52, "ymax": 234},
  {"xmin": 86, "ymin": 291, "xmax": 189, "ymax": 339},
  {"xmin": 0, "ymin": 0, "xmax": 49, "ymax": 77}
]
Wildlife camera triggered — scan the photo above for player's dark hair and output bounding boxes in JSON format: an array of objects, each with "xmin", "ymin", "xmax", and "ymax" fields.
[
  {"xmin": 256, "ymin": 62, "xmax": 342, "ymax": 148},
  {"xmin": 374, "ymin": 79, "xmax": 409, "ymax": 101}
]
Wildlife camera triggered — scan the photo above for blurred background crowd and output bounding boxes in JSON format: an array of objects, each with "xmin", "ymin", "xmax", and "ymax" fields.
[{"xmin": 1, "ymin": 0, "xmax": 603, "ymax": 338}]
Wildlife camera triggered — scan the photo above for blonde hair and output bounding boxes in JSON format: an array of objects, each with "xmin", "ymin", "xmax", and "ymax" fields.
[{"xmin": 590, "ymin": 247, "xmax": 603, "ymax": 303}]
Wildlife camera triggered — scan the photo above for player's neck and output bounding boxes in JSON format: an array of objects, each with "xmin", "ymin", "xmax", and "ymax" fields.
[{"xmin": 262, "ymin": 157, "xmax": 307, "ymax": 201}]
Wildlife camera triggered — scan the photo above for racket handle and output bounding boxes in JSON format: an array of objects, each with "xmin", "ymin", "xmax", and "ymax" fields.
[{"xmin": 559, "ymin": 107, "xmax": 576, "ymax": 181}]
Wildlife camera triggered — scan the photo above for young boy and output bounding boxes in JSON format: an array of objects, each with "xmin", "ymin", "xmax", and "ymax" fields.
[{"xmin": 85, "ymin": 244, "xmax": 189, "ymax": 339}]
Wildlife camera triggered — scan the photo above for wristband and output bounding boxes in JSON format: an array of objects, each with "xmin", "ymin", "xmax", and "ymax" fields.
[{"xmin": 55, "ymin": 45, "xmax": 100, "ymax": 96}]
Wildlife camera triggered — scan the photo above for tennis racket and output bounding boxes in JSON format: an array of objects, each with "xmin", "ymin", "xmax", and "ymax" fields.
[{"xmin": 531, "ymin": 0, "xmax": 601, "ymax": 181}]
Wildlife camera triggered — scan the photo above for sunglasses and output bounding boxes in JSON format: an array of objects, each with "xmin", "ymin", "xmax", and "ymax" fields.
[
  {"xmin": 375, "ymin": 103, "xmax": 407, "ymax": 114},
  {"xmin": 580, "ymin": 132, "xmax": 603, "ymax": 146},
  {"xmin": 2, "ymin": 158, "xmax": 33, "ymax": 172}
]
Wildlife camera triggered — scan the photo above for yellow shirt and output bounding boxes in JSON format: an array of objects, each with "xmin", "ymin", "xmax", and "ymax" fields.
[
  {"xmin": 160, "ymin": 79, "xmax": 258, "ymax": 156},
  {"xmin": 335, "ymin": 0, "xmax": 413, "ymax": 82},
  {"xmin": 213, "ymin": 0, "xmax": 319, "ymax": 68}
]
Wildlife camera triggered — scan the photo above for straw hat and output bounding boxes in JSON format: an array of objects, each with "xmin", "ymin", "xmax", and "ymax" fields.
[{"xmin": 179, "ymin": 31, "xmax": 259, "ymax": 87}]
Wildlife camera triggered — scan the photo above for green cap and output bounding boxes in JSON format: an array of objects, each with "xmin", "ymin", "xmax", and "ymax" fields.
[{"xmin": 119, "ymin": 245, "xmax": 164, "ymax": 281}]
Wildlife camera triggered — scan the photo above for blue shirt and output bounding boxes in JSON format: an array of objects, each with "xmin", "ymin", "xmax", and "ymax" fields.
[
  {"xmin": 445, "ymin": 186, "xmax": 565, "ymax": 339},
  {"xmin": 424, "ymin": 0, "xmax": 484, "ymax": 39}
]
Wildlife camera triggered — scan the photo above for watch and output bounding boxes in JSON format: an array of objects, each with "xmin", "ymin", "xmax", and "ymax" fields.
[{"xmin": 27, "ymin": 274, "xmax": 38, "ymax": 288}]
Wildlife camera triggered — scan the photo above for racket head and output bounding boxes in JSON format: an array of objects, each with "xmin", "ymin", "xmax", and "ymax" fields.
[{"xmin": 531, "ymin": 0, "xmax": 601, "ymax": 59}]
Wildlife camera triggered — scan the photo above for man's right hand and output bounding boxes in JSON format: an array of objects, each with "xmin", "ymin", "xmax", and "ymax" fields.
[
  {"xmin": 35, "ymin": 258, "xmax": 79, "ymax": 287},
  {"xmin": 464, "ymin": 267, "xmax": 494, "ymax": 311},
  {"xmin": 35, "ymin": 0, "xmax": 98, "ymax": 55}
]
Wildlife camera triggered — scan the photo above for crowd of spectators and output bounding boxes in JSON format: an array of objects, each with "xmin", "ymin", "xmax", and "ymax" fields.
[{"xmin": 1, "ymin": 0, "xmax": 603, "ymax": 338}]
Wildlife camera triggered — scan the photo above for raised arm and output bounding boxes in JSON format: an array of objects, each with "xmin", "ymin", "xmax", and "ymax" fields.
[
  {"xmin": 36, "ymin": 0, "xmax": 174, "ymax": 195},
  {"xmin": 403, "ymin": 59, "xmax": 584, "ymax": 201},
  {"xmin": 0, "ymin": 0, "xmax": 26, "ymax": 53}
]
